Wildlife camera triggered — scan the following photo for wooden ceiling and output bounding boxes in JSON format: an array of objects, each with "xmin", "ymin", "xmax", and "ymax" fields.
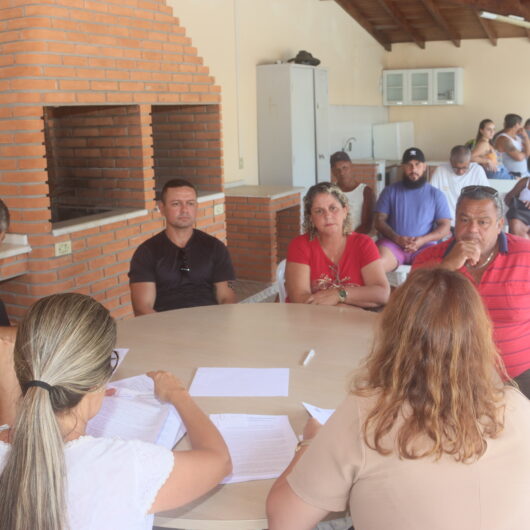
[{"xmin": 333, "ymin": 0, "xmax": 530, "ymax": 50}]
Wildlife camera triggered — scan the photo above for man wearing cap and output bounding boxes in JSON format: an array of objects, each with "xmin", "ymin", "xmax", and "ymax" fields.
[
  {"xmin": 413, "ymin": 185, "xmax": 530, "ymax": 398},
  {"xmin": 430, "ymin": 145, "xmax": 488, "ymax": 222},
  {"xmin": 374, "ymin": 147, "xmax": 451, "ymax": 272},
  {"xmin": 330, "ymin": 151, "xmax": 375, "ymax": 234}
]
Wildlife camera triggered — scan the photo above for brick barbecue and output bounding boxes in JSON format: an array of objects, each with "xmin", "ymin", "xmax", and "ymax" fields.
[{"xmin": 0, "ymin": 0, "xmax": 226, "ymax": 320}]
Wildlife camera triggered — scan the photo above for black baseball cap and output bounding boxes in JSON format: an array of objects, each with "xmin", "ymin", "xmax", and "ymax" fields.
[{"xmin": 401, "ymin": 147, "xmax": 426, "ymax": 164}]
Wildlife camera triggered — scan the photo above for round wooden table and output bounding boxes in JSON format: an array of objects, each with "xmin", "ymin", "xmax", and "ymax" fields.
[{"xmin": 115, "ymin": 303, "xmax": 378, "ymax": 530}]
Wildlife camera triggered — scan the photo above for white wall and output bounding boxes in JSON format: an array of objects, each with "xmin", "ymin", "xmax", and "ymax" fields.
[
  {"xmin": 384, "ymin": 38, "xmax": 530, "ymax": 161},
  {"xmin": 168, "ymin": 0, "xmax": 386, "ymax": 184}
]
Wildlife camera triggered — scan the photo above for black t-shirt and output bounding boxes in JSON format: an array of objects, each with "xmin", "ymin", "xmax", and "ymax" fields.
[{"xmin": 128, "ymin": 230, "xmax": 235, "ymax": 311}]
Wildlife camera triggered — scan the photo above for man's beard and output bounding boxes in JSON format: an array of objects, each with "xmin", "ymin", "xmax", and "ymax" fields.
[{"xmin": 402, "ymin": 175, "xmax": 427, "ymax": 189}]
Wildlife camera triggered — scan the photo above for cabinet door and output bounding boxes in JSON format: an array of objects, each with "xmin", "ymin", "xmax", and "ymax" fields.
[
  {"xmin": 408, "ymin": 70, "xmax": 432, "ymax": 105},
  {"xmin": 290, "ymin": 67, "xmax": 316, "ymax": 188},
  {"xmin": 314, "ymin": 68, "xmax": 329, "ymax": 183},
  {"xmin": 383, "ymin": 71, "xmax": 406, "ymax": 105},
  {"xmin": 433, "ymin": 68, "xmax": 463, "ymax": 105}
]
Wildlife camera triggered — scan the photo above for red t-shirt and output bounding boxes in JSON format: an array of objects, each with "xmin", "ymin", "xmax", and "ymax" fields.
[
  {"xmin": 413, "ymin": 233, "xmax": 530, "ymax": 378},
  {"xmin": 287, "ymin": 232, "xmax": 380, "ymax": 294}
]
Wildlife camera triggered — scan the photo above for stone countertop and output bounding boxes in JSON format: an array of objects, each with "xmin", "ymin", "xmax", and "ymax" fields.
[
  {"xmin": 225, "ymin": 185, "xmax": 304, "ymax": 200},
  {"xmin": 0, "ymin": 234, "xmax": 31, "ymax": 260}
]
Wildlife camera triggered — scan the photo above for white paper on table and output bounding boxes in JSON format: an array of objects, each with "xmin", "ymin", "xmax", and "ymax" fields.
[
  {"xmin": 113, "ymin": 348, "xmax": 129, "ymax": 369},
  {"xmin": 87, "ymin": 375, "xmax": 186, "ymax": 449},
  {"xmin": 189, "ymin": 367, "xmax": 289, "ymax": 397},
  {"xmin": 210, "ymin": 414, "xmax": 298, "ymax": 484},
  {"xmin": 302, "ymin": 402, "xmax": 336, "ymax": 425}
]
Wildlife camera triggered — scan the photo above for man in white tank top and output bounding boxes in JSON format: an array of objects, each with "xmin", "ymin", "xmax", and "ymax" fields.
[
  {"xmin": 330, "ymin": 151, "xmax": 375, "ymax": 234},
  {"xmin": 494, "ymin": 113, "xmax": 530, "ymax": 178}
]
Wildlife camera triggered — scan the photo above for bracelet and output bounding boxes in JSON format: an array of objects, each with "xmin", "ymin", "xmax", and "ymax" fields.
[{"xmin": 295, "ymin": 439, "xmax": 311, "ymax": 453}]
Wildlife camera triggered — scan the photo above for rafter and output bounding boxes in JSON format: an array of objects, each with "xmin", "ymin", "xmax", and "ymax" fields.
[
  {"xmin": 474, "ymin": 9, "xmax": 498, "ymax": 45},
  {"xmin": 375, "ymin": 0, "xmax": 426, "ymax": 49},
  {"xmin": 334, "ymin": 0, "xmax": 392, "ymax": 51},
  {"xmin": 419, "ymin": 0, "xmax": 461, "ymax": 47}
]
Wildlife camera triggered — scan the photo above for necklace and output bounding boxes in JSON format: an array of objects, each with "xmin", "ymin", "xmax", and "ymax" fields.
[{"xmin": 466, "ymin": 247, "xmax": 496, "ymax": 270}]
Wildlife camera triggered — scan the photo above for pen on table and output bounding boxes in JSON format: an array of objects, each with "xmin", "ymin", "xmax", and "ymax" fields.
[{"xmin": 302, "ymin": 349, "xmax": 316, "ymax": 367}]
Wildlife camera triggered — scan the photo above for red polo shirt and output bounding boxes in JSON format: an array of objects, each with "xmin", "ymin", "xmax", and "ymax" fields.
[{"xmin": 412, "ymin": 233, "xmax": 530, "ymax": 378}]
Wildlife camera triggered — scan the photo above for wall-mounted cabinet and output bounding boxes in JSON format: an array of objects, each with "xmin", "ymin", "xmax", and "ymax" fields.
[{"xmin": 383, "ymin": 68, "xmax": 463, "ymax": 106}]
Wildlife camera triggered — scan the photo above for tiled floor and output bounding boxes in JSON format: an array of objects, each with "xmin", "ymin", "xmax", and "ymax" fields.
[{"xmin": 232, "ymin": 279, "xmax": 278, "ymax": 303}]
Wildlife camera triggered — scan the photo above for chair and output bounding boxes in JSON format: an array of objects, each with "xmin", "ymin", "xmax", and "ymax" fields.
[
  {"xmin": 276, "ymin": 259, "xmax": 287, "ymax": 302},
  {"xmin": 386, "ymin": 264, "xmax": 411, "ymax": 288}
]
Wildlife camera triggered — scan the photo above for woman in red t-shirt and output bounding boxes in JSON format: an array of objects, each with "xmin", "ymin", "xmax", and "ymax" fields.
[{"xmin": 286, "ymin": 182, "xmax": 389, "ymax": 308}]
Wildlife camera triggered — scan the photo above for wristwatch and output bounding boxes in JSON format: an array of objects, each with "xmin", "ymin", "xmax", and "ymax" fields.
[{"xmin": 338, "ymin": 288, "xmax": 347, "ymax": 303}]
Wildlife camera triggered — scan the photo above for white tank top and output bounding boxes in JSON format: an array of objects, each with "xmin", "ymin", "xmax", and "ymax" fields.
[
  {"xmin": 519, "ymin": 178, "xmax": 530, "ymax": 202},
  {"xmin": 498, "ymin": 133, "xmax": 529, "ymax": 177},
  {"xmin": 344, "ymin": 183, "xmax": 366, "ymax": 231}
]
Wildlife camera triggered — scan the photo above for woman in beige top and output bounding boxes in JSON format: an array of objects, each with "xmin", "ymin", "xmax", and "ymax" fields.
[
  {"xmin": 471, "ymin": 119, "xmax": 512, "ymax": 179},
  {"xmin": 267, "ymin": 268, "xmax": 530, "ymax": 530}
]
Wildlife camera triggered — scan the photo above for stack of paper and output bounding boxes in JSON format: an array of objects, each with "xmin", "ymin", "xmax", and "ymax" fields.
[
  {"xmin": 210, "ymin": 414, "xmax": 298, "ymax": 484},
  {"xmin": 189, "ymin": 367, "xmax": 289, "ymax": 397},
  {"xmin": 87, "ymin": 374, "xmax": 186, "ymax": 449}
]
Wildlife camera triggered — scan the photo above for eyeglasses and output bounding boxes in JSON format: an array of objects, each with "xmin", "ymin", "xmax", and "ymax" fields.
[
  {"xmin": 110, "ymin": 349, "xmax": 120, "ymax": 374},
  {"xmin": 179, "ymin": 248, "xmax": 191, "ymax": 273},
  {"xmin": 460, "ymin": 185, "xmax": 499, "ymax": 198}
]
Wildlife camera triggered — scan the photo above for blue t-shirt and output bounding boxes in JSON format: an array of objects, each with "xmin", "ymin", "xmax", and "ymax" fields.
[{"xmin": 375, "ymin": 182, "xmax": 451, "ymax": 237}]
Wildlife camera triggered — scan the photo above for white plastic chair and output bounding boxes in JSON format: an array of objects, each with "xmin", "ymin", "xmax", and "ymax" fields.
[
  {"xmin": 386, "ymin": 264, "xmax": 411, "ymax": 288},
  {"xmin": 276, "ymin": 259, "xmax": 287, "ymax": 302}
]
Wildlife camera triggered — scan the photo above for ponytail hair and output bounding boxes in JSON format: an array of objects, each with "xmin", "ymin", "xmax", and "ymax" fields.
[{"xmin": 0, "ymin": 293, "xmax": 116, "ymax": 530}]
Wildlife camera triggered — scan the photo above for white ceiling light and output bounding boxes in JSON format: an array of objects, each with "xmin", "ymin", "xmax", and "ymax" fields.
[{"xmin": 480, "ymin": 11, "xmax": 530, "ymax": 29}]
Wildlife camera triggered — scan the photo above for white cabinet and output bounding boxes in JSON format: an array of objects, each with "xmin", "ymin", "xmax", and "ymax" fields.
[
  {"xmin": 257, "ymin": 64, "xmax": 329, "ymax": 188},
  {"xmin": 433, "ymin": 68, "xmax": 463, "ymax": 105},
  {"xmin": 383, "ymin": 68, "xmax": 463, "ymax": 106}
]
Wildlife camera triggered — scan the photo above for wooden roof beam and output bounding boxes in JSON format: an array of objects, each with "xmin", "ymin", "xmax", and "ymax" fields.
[
  {"xmin": 474, "ymin": 10, "xmax": 498, "ymax": 45},
  {"xmin": 334, "ymin": 0, "xmax": 392, "ymax": 51},
  {"xmin": 375, "ymin": 0, "xmax": 426, "ymax": 49},
  {"xmin": 419, "ymin": 0, "xmax": 461, "ymax": 47}
]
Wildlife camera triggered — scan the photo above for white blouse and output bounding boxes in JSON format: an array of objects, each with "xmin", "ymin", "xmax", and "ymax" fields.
[{"xmin": 0, "ymin": 435, "xmax": 174, "ymax": 530}]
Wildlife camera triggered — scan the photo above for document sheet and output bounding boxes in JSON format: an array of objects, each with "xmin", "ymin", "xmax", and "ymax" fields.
[
  {"xmin": 87, "ymin": 375, "xmax": 185, "ymax": 449},
  {"xmin": 302, "ymin": 401, "xmax": 336, "ymax": 425},
  {"xmin": 189, "ymin": 367, "xmax": 289, "ymax": 397},
  {"xmin": 210, "ymin": 414, "xmax": 298, "ymax": 483}
]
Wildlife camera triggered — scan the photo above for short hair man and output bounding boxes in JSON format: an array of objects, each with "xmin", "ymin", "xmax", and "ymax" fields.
[
  {"xmin": 374, "ymin": 147, "xmax": 451, "ymax": 272},
  {"xmin": 330, "ymin": 151, "xmax": 374, "ymax": 234},
  {"xmin": 129, "ymin": 179, "xmax": 236, "ymax": 315},
  {"xmin": 413, "ymin": 185, "xmax": 530, "ymax": 398},
  {"xmin": 430, "ymin": 145, "xmax": 488, "ymax": 222},
  {"xmin": 494, "ymin": 113, "xmax": 530, "ymax": 178}
]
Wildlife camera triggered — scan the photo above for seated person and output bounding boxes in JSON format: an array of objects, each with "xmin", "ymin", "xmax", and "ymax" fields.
[
  {"xmin": 0, "ymin": 199, "xmax": 11, "ymax": 327},
  {"xmin": 266, "ymin": 268, "xmax": 530, "ymax": 530},
  {"xmin": 286, "ymin": 182, "xmax": 389, "ymax": 308},
  {"xmin": 471, "ymin": 119, "xmax": 512, "ymax": 179},
  {"xmin": 494, "ymin": 113, "xmax": 530, "ymax": 178},
  {"xmin": 129, "ymin": 179, "xmax": 236, "ymax": 315},
  {"xmin": 0, "ymin": 293, "xmax": 231, "ymax": 528},
  {"xmin": 330, "ymin": 151, "xmax": 375, "ymax": 234},
  {"xmin": 375, "ymin": 147, "xmax": 451, "ymax": 272},
  {"xmin": 505, "ymin": 176, "xmax": 530, "ymax": 238},
  {"xmin": 431, "ymin": 145, "xmax": 489, "ymax": 221}
]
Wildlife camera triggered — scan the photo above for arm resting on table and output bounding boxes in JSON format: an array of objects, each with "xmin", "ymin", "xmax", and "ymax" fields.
[
  {"xmin": 285, "ymin": 262, "xmax": 313, "ymax": 303},
  {"xmin": 130, "ymin": 282, "xmax": 157, "ymax": 316},
  {"xmin": 214, "ymin": 281, "xmax": 237, "ymax": 304}
]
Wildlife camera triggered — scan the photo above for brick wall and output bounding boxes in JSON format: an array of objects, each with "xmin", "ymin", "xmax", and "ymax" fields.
[
  {"xmin": 152, "ymin": 104, "xmax": 223, "ymax": 195},
  {"xmin": 226, "ymin": 191, "xmax": 301, "ymax": 283},
  {"xmin": 0, "ymin": 0, "xmax": 224, "ymax": 321},
  {"xmin": 351, "ymin": 163, "xmax": 381, "ymax": 191}
]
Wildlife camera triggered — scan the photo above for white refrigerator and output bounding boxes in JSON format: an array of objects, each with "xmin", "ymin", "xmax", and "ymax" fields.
[{"xmin": 372, "ymin": 121, "xmax": 414, "ymax": 161}]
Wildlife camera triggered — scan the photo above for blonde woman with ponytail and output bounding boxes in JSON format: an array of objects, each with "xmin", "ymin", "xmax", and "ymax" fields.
[{"xmin": 0, "ymin": 293, "xmax": 231, "ymax": 530}]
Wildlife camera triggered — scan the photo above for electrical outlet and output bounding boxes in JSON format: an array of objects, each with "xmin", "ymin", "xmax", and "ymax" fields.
[
  {"xmin": 214, "ymin": 204, "xmax": 224, "ymax": 216},
  {"xmin": 238, "ymin": 157, "xmax": 244, "ymax": 169},
  {"xmin": 55, "ymin": 240, "xmax": 72, "ymax": 257}
]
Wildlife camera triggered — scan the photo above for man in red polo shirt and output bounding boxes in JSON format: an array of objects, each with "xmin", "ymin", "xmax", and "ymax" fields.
[{"xmin": 413, "ymin": 185, "xmax": 530, "ymax": 398}]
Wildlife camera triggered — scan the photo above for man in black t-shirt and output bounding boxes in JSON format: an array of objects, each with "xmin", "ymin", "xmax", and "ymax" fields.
[{"xmin": 128, "ymin": 179, "xmax": 236, "ymax": 315}]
